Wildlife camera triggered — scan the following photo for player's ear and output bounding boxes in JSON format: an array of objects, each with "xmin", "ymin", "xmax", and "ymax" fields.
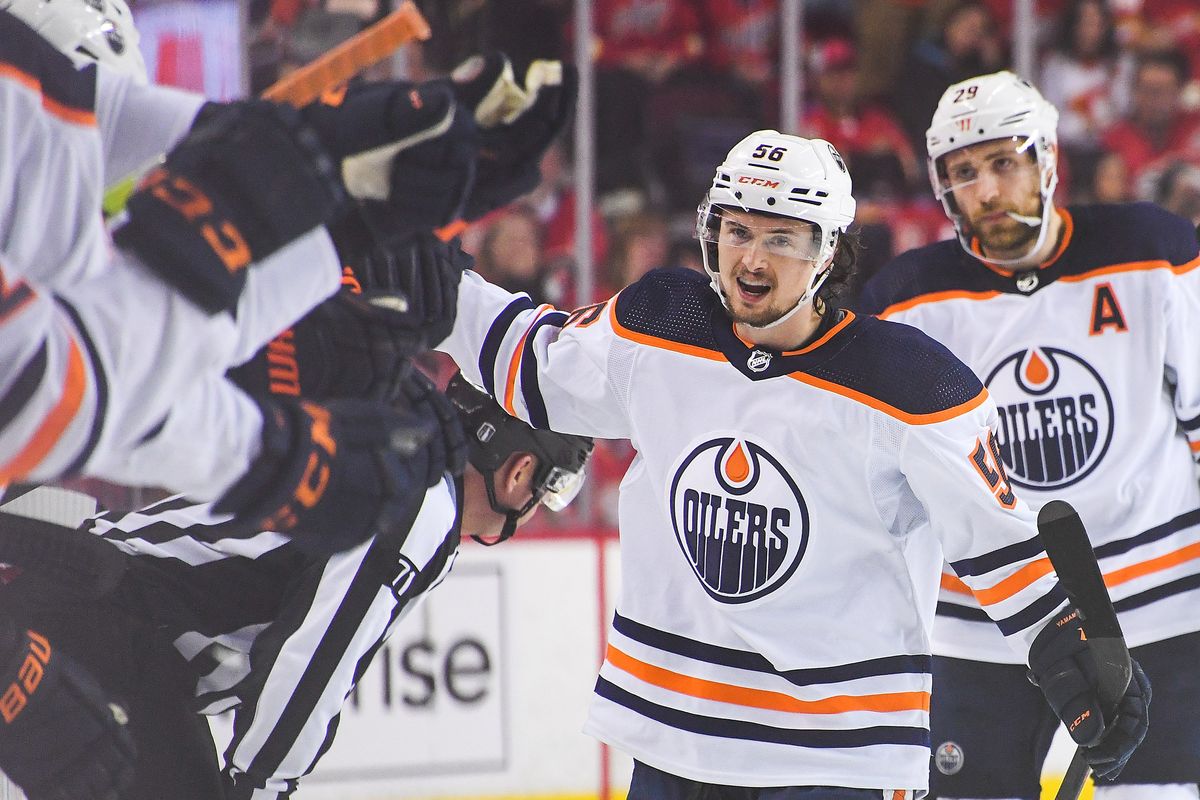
[{"xmin": 494, "ymin": 452, "xmax": 536, "ymax": 507}]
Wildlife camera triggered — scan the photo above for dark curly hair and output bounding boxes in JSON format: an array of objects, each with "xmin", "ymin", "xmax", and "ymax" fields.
[{"xmin": 816, "ymin": 228, "xmax": 863, "ymax": 306}]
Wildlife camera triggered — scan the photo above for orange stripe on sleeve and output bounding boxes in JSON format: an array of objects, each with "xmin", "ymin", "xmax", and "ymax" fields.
[
  {"xmin": 606, "ymin": 644, "xmax": 929, "ymax": 715},
  {"xmin": 0, "ymin": 338, "xmax": 88, "ymax": 482},
  {"xmin": 1189, "ymin": 440, "xmax": 1200, "ymax": 453},
  {"xmin": 1104, "ymin": 541, "xmax": 1200, "ymax": 589},
  {"xmin": 971, "ymin": 557, "xmax": 1055, "ymax": 606},
  {"xmin": 941, "ymin": 572, "xmax": 972, "ymax": 595},
  {"xmin": 502, "ymin": 305, "xmax": 551, "ymax": 416}
]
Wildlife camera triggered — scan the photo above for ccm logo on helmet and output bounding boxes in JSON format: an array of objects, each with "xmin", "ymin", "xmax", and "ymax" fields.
[
  {"xmin": 737, "ymin": 176, "xmax": 780, "ymax": 188},
  {"xmin": 669, "ymin": 437, "xmax": 809, "ymax": 604}
]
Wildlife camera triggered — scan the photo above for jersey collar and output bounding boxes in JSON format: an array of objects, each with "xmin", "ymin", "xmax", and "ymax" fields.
[{"xmin": 713, "ymin": 306, "xmax": 858, "ymax": 380}]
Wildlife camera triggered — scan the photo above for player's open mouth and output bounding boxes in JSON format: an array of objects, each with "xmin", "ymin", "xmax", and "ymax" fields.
[{"xmin": 737, "ymin": 278, "xmax": 770, "ymax": 299}]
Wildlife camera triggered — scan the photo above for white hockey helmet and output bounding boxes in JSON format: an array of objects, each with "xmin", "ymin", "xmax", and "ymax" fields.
[
  {"xmin": 926, "ymin": 70, "xmax": 1059, "ymax": 264},
  {"xmin": 696, "ymin": 130, "xmax": 856, "ymax": 320},
  {"xmin": 1, "ymin": 0, "xmax": 147, "ymax": 83}
]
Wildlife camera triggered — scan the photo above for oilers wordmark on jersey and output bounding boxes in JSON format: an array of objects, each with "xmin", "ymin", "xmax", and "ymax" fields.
[
  {"xmin": 441, "ymin": 266, "xmax": 1071, "ymax": 790},
  {"xmin": 670, "ymin": 436, "xmax": 809, "ymax": 603},
  {"xmin": 860, "ymin": 202, "xmax": 1200, "ymax": 664},
  {"xmin": 985, "ymin": 346, "xmax": 1114, "ymax": 490}
]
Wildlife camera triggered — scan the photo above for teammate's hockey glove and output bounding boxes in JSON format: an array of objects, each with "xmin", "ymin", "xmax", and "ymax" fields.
[
  {"xmin": 303, "ymin": 80, "xmax": 479, "ymax": 254},
  {"xmin": 395, "ymin": 371, "xmax": 467, "ymax": 481},
  {"xmin": 113, "ymin": 99, "xmax": 347, "ymax": 314},
  {"xmin": 0, "ymin": 619, "xmax": 135, "ymax": 800},
  {"xmin": 213, "ymin": 395, "xmax": 453, "ymax": 555},
  {"xmin": 354, "ymin": 233, "xmax": 474, "ymax": 349},
  {"xmin": 1027, "ymin": 606, "xmax": 1151, "ymax": 781},
  {"xmin": 227, "ymin": 288, "xmax": 421, "ymax": 402},
  {"xmin": 437, "ymin": 53, "xmax": 578, "ymax": 220}
]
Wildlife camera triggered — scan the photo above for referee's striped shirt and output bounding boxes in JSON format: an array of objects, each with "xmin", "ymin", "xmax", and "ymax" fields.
[{"xmin": 88, "ymin": 476, "xmax": 462, "ymax": 800}]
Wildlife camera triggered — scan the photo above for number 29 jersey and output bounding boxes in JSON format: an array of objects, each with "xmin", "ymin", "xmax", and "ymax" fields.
[
  {"xmin": 860, "ymin": 202, "xmax": 1200, "ymax": 663},
  {"xmin": 440, "ymin": 267, "xmax": 1069, "ymax": 790}
]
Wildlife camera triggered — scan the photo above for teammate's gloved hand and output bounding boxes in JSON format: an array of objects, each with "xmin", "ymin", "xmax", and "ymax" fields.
[
  {"xmin": 114, "ymin": 99, "xmax": 348, "ymax": 314},
  {"xmin": 438, "ymin": 53, "xmax": 577, "ymax": 220},
  {"xmin": 227, "ymin": 289, "xmax": 420, "ymax": 402},
  {"xmin": 1027, "ymin": 607, "xmax": 1152, "ymax": 780},
  {"xmin": 354, "ymin": 233, "xmax": 474, "ymax": 349},
  {"xmin": 213, "ymin": 396, "xmax": 451, "ymax": 555},
  {"xmin": 0, "ymin": 621, "xmax": 136, "ymax": 800},
  {"xmin": 394, "ymin": 371, "xmax": 467, "ymax": 480},
  {"xmin": 302, "ymin": 81, "xmax": 479, "ymax": 243}
]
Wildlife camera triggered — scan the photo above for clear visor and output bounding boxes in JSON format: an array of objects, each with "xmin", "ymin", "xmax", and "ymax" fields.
[
  {"xmin": 538, "ymin": 465, "xmax": 586, "ymax": 512},
  {"xmin": 697, "ymin": 206, "xmax": 823, "ymax": 261},
  {"xmin": 934, "ymin": 135, "xmax": 1040, "ymax": 201}
]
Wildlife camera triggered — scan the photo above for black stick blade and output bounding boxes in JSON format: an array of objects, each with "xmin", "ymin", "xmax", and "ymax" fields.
[{"xmin": 1037, "ymin": 499, "xmax": 1123, "ymax": 640}]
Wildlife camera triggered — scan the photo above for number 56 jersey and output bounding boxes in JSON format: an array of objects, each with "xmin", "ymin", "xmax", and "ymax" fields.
[
  {"xmin": 440, "ymin": 267, "xmax": 1069, "ymax": 791},
  {"xmin": 860, "ymin": 202, "xmax": 1200, "ymax": 664}
]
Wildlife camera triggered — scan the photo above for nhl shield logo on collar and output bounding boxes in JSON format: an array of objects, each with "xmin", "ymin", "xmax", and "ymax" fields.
[
  {"xmin": 747, "ymin": 350, "xmax": 772, "ymax": 373},
  {"xmin": 1015, "ymin": 271, "xmax": 1039, "ymax": 293}
]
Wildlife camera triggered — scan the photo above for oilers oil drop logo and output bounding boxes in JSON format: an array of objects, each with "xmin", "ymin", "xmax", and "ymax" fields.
[
  {"xmin": 669, "ymin": 437, "xmax": 809, "ymax": 603},
  {"xmin": 984, "ymin": 347, "xmax": 1113, "ymax": 491}
]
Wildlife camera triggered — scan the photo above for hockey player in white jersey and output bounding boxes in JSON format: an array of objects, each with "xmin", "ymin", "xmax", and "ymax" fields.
[
  {"xmin": 420, "ymin": 129, "xmax": 1151, "ymax": 797},
  {"xmin": 0, "ymin": 372, "xmax": 591, "ymax": 800},
  {"xmin": 858, "ymin": 71, "xmax": 1200, "ymax": 800}
]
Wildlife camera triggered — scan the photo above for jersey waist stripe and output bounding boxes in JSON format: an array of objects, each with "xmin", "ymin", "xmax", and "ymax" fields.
[
  {"xmin": 0, "ymin": 63, "xmax": 96, "ymax": 127},
  {"xmin": 786, "ymin": 373, "xmax": 989, "ymax": 425},
  {"xmin": 613, "ymin": 612, "xmax": 932, "ymax": 685},
  {"xmin": 608, "ymin": 299, "xmax": 725, "ymax": 362},
  {"xmin": 0, "ymin": 337, "xmax": 87, "ymax": 481},
  {"xmin": 595, "ymin": 677, "xmax": 931, "ymax": 749},
  {"xmin": 607, "ymin": 643, "xmax": 931, "ymax": 716}
]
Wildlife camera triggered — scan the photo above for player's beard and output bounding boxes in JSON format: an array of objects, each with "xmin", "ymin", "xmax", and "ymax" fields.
[
  {"xmin": 969, "ymin": 199, "xmax": 1042, "ymax": 255},
  {"xmin": 722, "ymin": 270, "xmax": 794, "ymax": 327}
]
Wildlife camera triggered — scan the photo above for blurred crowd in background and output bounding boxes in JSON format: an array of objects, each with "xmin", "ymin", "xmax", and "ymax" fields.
[{"xmin": 109, "ymin": 0, "xmax": 1200, "ymax": 530}]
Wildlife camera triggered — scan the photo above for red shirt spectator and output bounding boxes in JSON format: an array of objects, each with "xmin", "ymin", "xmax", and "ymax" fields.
[
  {"xmin": 697, "ymin": 0, "xmax": 776, "ymax": 86},
  {"xmin": 593, "ymin": 0, "xmax": 704, "ymax": 76},
  {"xmin": 802, "ymin": 39, "xmax": 920, "ymax": 199},
  {"xmin": 1101, "ymin": 50, "xmax": 1200, "ymax": 179}
]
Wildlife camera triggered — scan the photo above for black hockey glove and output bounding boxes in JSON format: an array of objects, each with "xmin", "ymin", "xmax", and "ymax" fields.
[
  {"xmin": 1028, "ymin": 607, "xmax": 1151, "ymax": 781},
  {"xmin": 302, "ymin": 80, "xmax": 479, "ymax": 253},
  {"xmin": 113, "ymin": 99, "xmax": 348, "ymax": 314},
  {"xmin": 227, "ymin": 288, "xmax": 420, "ymax": 402},
  {"xmin": 213, "ymin": 395, "xmax": 455, "ymax": 556},
  {"xmin": 394, "ymin": 371, "xmax": 467, "ymax": 481},
  {"xmin": 354, "ymin": 233, "xmax": 474, "ymax": 349},
  {"xmin": 437, "ymin": 53, "xmax": 578, "ymax": 220},
  {"xmin": 0, "ymin": 620, "xmax": 135, "ymax": 800}
]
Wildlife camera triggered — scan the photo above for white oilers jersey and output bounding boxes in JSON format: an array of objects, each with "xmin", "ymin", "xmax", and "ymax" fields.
[
  {"xmin": 860, "ymin": 202, "xmax": 1200, "ymax": 663},
  {"xmin": 439, "ymin": 268, "xmax": 1071, "ymax": 790},
  {"xmin": 0, "ymin": 11, "xmax": 340, "ymax": 496}
]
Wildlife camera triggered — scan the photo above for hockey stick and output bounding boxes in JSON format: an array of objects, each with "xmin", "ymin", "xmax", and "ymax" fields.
[
  {"xmin": 104, "ymin": 2, "xmax": 432, "ymax": 214},
  {"xmin": 261, "ymin": 0, "xmax": 431, "ymax": 108},
  {"xmin": 1037, "ymin": 500, "xmax": 1132, "ymax": 800}
]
